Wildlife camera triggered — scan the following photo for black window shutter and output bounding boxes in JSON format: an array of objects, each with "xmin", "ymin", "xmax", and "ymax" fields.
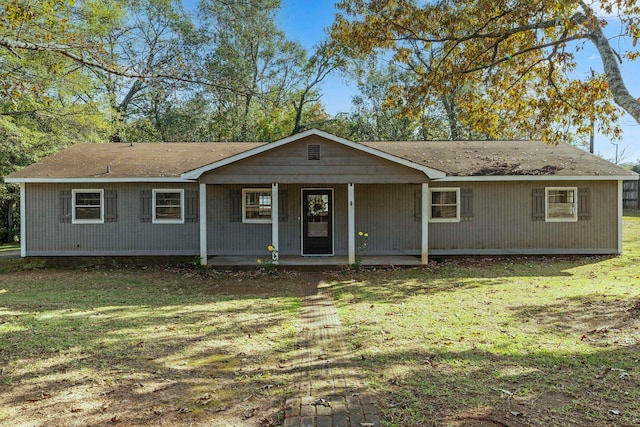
[
  {"xmin": 104, "ymin": 190, "xmax": 117, "ymax": 222},
  {"xmin": 578, "ymin": 188, "xmax": 591, "ymax": 220},
  {"xmin": 184, "ymin": 189, "xmax": 199, "ymax": 222},
  {"xmin": 278, "ymin": 189, "xmax": 288, "ymax": 222},
  {"xmin": 461, "ymin": 188, "xmax": 473, "ymax": 220},
  {"xmin": 140, "ymin": 190, "xmax": 152, "ymax": 222},
  {"xmin": 229, "ymin": 190, "xmax": 242, "ymax": 222},
  {"xmin": 532, "ymin": 188, "xmax": 545, "ymax": 221},
  {"xmin": 60, "ymin": 190, "xmax": 72, "ymax": 223},
  {"xmin": 414, "ymin": 188, "xmax": 421, "ymax": 221}
]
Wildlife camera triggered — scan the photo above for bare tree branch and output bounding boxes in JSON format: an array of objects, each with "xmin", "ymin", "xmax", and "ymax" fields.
[{"xmin": 0, "ymin": 36, "xmax": 238, "ymax": 92}]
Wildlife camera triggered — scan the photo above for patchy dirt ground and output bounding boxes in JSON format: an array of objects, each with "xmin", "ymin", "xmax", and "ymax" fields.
[
  {"xmin": 0, "ymin": 267, "xmax": 305, "ymax": 427},
  {"xmin": 330, "ymin": 257, "xmax": 640, "ymax": 427},
  {"xmin": 2, "ymin": 261, "xmax": 640, "ymax": 427}
]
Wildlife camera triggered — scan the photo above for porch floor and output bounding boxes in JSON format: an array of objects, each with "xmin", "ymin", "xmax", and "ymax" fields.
[{"xmin": 206, "ymin": 255, "xmax": 422, "ymax": 267}]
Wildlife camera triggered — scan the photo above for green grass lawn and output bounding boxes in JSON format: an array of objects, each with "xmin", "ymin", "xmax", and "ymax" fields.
[
  {"xmin": 329, "ymin": 212, "xmax": 640, "ymax": 426},
  {"xmin": 0, "ymin": 268, "xmax": 302, "ymax": 426},
  {"xmin": 1, "ymin": 213, "xmax": 638, "ymax": 426}
]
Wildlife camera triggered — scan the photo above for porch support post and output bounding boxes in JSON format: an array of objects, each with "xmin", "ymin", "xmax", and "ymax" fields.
[
  {"xmin": 19, "ymin": 183, "xmax": 26, "ymax": 258},
  {"xmin": 271, "ymin": 183, "xmax": 279, "ymax": 263},
  {"xmin": 199, "ymin": 183, "xmax": 207, "ymax": 265},
  {"xmin": 348, "ymin": 183, "xmax": 355, "ymax": 265},
  {"xmin": 617, "ymin": 180, "xmax": 623, "ymax": 255},
  {"xmin": 421, "ymin": 182, "xmax": 429, "ymax": 265}
]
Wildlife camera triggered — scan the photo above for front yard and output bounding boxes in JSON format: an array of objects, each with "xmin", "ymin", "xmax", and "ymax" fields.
[
  {"xmin": 330, "ymin": 211, "xmax": 640, "ymax": 426},
  {"xmin": 0, "ymin": 268, "xmax": 302, "ymax": 426},
  {"xmin": 0, "ymin": 212, "xmax": 639, "ymax": 426}
]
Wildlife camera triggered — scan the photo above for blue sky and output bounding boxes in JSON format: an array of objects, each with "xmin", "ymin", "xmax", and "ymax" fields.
[
  {"xmin": 188, "ymin": 1, "xmax": 640, "ymax": 163},
  {"xmin": 277, "ymin": 1, "xmax": 357, "ymax": 115}
]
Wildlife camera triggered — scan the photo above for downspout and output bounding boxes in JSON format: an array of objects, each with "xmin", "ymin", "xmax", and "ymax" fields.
[
  {"xmin": 617, "ymin": 180, "xmax": 623, "ymax": 255},
  {"xmin": 20, "ymin": 183, "xmax": 26, "ymax": 257}
]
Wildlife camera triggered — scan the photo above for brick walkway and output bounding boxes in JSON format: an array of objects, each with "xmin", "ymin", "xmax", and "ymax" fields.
[{"xmin": 283, "ymin": 274, "xmax": 381, "ymax": 427}]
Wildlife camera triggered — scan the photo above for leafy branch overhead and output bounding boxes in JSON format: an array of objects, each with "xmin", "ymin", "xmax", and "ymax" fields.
[
  {"xmin": 332, "ymin": 0, "xmax": 640, "ymax": 142},
  {"xmin": 0, "ymin": 1, "xmax": 239, "ymax": 90},
  {"xmin": 0, "ymin": 0, "xmax": 340, "ymax": 145}
]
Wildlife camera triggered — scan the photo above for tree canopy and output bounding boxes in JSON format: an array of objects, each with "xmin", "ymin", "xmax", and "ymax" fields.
[
  {"xmin": 0, "ymin": 0, "xmax": 342, "ymax": 242},
  {"xmin": 332, "ymin": 0, "xmax": 640, "ymax": 143},
  {"xmin": 3, "ymin": 0, "xmax": 639, "ymax": 242}
]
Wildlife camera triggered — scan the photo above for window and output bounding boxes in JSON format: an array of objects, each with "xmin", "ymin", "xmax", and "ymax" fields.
[
  {"xmin": 72, "ymin": 189, "xmax": 104, "ymax": 224},
  {"xmin": 153, "ymin": 189, "xmax": 184, "ymax": 223},
  {"xmin": 243, "ymin": 189, "xmax": 272, "ymax": 223},
  {"xmin": 429, "ymin": 188, "xmax": 460, "ymax": 222},
  {"xmin": 545, "ymin": 187, "xmax": 577, "ymax": 222}
]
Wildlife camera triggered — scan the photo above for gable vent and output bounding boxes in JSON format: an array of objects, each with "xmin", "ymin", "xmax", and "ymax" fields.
[{"xmin": 307, "ymin": 144, "xmax": 321, "ymax": 161}]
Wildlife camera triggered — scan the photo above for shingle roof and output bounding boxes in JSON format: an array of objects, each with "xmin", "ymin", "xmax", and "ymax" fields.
[
  {"xmin": 5, "ymin": 134, "xmax": 636, "ymax": 181},
  {"xmin": 359, "ymin": 140, "xmax": 637, "ymax": 177},
  {"xmin": 6, "ymin": 142, "xmax": 266, "ymax": 179}
]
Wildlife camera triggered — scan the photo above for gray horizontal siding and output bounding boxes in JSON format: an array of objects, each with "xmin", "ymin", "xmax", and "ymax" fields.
[
  {"xmin": 24, "ymin": 180, "xmax": 619, "ymax": 257},
  {"xmin": 206, "ymin": 184, "xmax": 348, "ymax": 256},
  {"xmin": 429, "ymin": 180, "xmax": 618, "ymax": 252},
  {"xmin": 200, "ymin": 136, "xmax": 426, "ymax": 184},
  {"xmin": 354, "ymin": 184, "xmax": 421, "ymax": 255},
  {"xmin": 25, "ymin": 183, "xmax": 199, "ymax": 256}
]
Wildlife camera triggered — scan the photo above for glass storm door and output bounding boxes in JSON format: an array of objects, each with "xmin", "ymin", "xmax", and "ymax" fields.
[{"xmin": 302, "ymin": 189, "xmax": 333, "ymax": 255}]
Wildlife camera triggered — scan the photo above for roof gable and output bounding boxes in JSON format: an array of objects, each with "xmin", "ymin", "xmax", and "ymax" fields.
[
  {"xmin": 181, "ymin": 129, "xmax": 447, "ymax": 179},
  {"xmin": 198, "ymin": 133, "xmax": 431, "ymax": 184}
]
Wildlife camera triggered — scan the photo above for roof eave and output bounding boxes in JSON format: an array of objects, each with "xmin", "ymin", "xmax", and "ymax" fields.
[
  {"xmin": 435, "ymin": 175, "xmax": 636, "ymax": 182},
  {"xmin": 4, "ymin": 177, "xmax": 196, "ymax": 183}
]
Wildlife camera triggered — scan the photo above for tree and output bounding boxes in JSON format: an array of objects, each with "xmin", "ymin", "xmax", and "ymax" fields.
[
  {"xmin": 332, "ymin": 0, "xmax": 640, "ymax": 142},
  {"xmin": 290, "ymin": 40, "xmax": 344, "ymax": 135},
  {"xmin": 0, "ymin": 0, "xmax": 117, "ymax": 241},
  {"xmin": 199, "ymin": 0, "xmax": 307, "ymax": 141},
  {"xmin": 89, "ymin": 0, "xmax": 201, "ymax": 142},
  {"xmin": 346, "ymin": 59, "xmax": 420, "ymax": 140}
]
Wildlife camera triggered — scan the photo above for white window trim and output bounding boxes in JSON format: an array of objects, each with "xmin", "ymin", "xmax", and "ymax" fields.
[
  {"xmin": 152, "ymin": 189, "xmax": 185, "ymax": 224},
  {"xmin": 545, "ymin": 187, "xmax": 578, "ymax": 222},
  {"xmin": 242, "ymin": 188, "xmax": 273, "ymax": 224},
  {"xmin": 72, "ymin": 189, "xmax": 104, "ymax": 224},
  {"xmin": 429, "ymin": 187, "xmax": 460, "ymax": 223}
]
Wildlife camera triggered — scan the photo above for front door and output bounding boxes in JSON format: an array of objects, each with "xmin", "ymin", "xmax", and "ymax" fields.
[{"xmin": 302, "ymin": 189, "xmax": 333, "ymax": 255}]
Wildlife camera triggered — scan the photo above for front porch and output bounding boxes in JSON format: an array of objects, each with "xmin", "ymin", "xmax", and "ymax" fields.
[
  {"xmin": 206, "ymin": 255, "xmax": 422, "ymax": 268},
  {"xmin": 198, "ymin": 182, "xmax": 431, "ymax": 267}
]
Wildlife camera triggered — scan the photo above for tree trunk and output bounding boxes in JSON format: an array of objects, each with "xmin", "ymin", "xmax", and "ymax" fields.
[
  {"xmin": 7, "ymin": 200, "xmax": 15, "ymax": 243},
  {"xmin": 576, "ymin": 6, "xmax": 640, "ymax": 124},
  {"xmin": 441, "ymin": 94, "xmax": 461, "ymax": 140},
  {"xmin": 1, "ymin": 200, "xmax": 16, "ymax": 244},
  {"xmin": 1, "ymin": 201, "xmax": 7, "ymax": 243},
  {"xmin": 291, "ymin": 88, "xmax": 311, "ymax": 136}
]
